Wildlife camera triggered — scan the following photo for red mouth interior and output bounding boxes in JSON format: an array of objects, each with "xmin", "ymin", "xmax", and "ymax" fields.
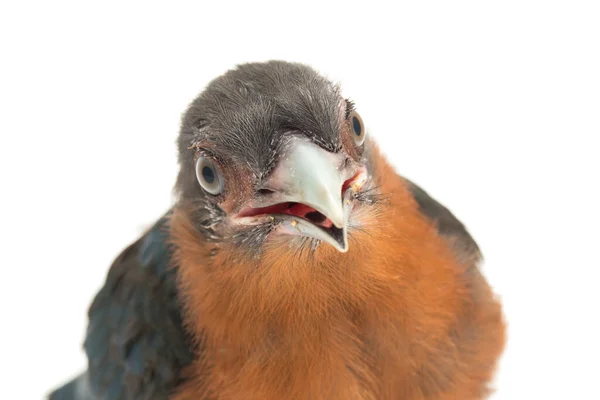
[
  {"xmin": 237, "ymin": 173, "xmax": 364, "ymax": 230},
  {"xmin": 238, "ymin": 202, "xmax": 334, "ymax": 229}
]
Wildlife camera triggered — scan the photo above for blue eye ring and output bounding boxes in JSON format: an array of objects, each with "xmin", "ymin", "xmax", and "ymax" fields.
[
  {"xmin": 349, "ymin": 110, "xmax": 366, "ymax": 146},
  {"xmin": 195, "ymin": 156, "xmax": 224, "ymax": 195}
]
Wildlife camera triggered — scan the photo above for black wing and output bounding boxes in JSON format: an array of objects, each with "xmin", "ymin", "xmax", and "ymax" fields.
[
  {"xmin": 404, "ymin": 179, "xmax": 482, "ymax": 265},
  {"xmin": 49, "ymin": 214, "xmax": 195, "ymax": 400}
]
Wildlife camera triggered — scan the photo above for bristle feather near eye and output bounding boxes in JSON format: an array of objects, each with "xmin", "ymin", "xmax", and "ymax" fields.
[{"xmin": 345, "ymin": 99, "xmax": 356, "ymax": 119}]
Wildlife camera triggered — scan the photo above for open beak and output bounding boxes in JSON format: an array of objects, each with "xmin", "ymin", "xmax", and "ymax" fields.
[{"xmin": 236, "ymin": 137, "xmax": 366, "ymax": 253}]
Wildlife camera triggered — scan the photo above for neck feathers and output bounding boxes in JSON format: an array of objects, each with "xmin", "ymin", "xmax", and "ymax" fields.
[{"xmin": 169, "ymin": 150, "xmax": 496, "ymax": 399}]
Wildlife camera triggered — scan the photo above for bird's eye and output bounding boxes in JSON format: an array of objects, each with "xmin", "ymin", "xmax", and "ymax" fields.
[
  {"xmin": 349, "ymin": 110, "xmax": 366, "ymax": 146},
  {"xmin": 195, "ymin": 156, "xmax": 224, "ymax": 195}
]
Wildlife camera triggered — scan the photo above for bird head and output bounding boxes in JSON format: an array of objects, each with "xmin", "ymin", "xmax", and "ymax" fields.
[{"xmin": 175, "ymin": 61, "xmax": 381, "ymax": 257}]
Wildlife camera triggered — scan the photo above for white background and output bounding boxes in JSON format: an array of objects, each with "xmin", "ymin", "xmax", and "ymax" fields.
[{"xmin": 1, "ymin": 1, "xmax": 599, "ymax": 399}]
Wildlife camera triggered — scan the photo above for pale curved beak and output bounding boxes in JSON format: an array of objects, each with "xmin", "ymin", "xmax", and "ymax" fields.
[
  {"xmin": 268, "ymin": 137, "xmax": 348, "ymax": 251},
  {"xmin": 267, "ymin": 138, "xmax": 346, "ymax": 228},
  {"xmin": 238, "ymin": 136, "xmax": 364, "ymax": 252}
]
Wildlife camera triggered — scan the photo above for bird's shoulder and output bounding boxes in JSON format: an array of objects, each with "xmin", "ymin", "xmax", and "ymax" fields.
[
  {"xmin": 403, "ymin": 178, "xmax": 482, "ymax": 265},
  {"xmin": 83, "ymin": 213, "xmax": 195, "ymax": 400}
]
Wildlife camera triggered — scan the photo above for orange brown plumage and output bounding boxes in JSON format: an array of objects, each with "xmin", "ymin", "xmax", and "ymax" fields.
[
  {"xmin": 48, "ymin": 61, "xmax": 505, "ymax": 400},
  {"xmin": 170, "ymin": 145, "xmax": 505, "ymax": 400}
]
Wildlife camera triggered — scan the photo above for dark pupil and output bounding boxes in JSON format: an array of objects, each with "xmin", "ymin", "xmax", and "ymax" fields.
[
  {"xmin": 202, "ymin": 165, "xmax": 215, "ymax": 184},
  {"xmin": 352, "ymin": 116, "xmax": 362, "ymax": 136}
]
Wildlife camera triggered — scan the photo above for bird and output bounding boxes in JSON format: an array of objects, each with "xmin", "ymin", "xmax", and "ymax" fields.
[{"xmin": 49, "ymin": 60, "xmax": 505, "ymax": 400}]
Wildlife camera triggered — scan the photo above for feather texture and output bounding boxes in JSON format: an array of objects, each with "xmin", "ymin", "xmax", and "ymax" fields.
[
  {"xmin": 170, "ymin": 146, "xmax": 505, "ymax": 400},
  {"xmin": 49, "ymin": 216, "xmax": 195, "ymax": 400},
  {"xmin": 50, "ymin": 61, "xmax": 504, "ymax": 400}
]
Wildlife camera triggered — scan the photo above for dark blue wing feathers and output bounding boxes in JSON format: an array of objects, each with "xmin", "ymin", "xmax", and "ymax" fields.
[{"xmin": 49, "ymin": 214, "xmax": 195, "ymax": 400}]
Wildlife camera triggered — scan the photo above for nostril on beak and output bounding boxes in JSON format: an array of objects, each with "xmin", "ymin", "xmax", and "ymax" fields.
[{"xmin": 257, "ymin": 188, "xmax": 276, "ymax": 196}]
